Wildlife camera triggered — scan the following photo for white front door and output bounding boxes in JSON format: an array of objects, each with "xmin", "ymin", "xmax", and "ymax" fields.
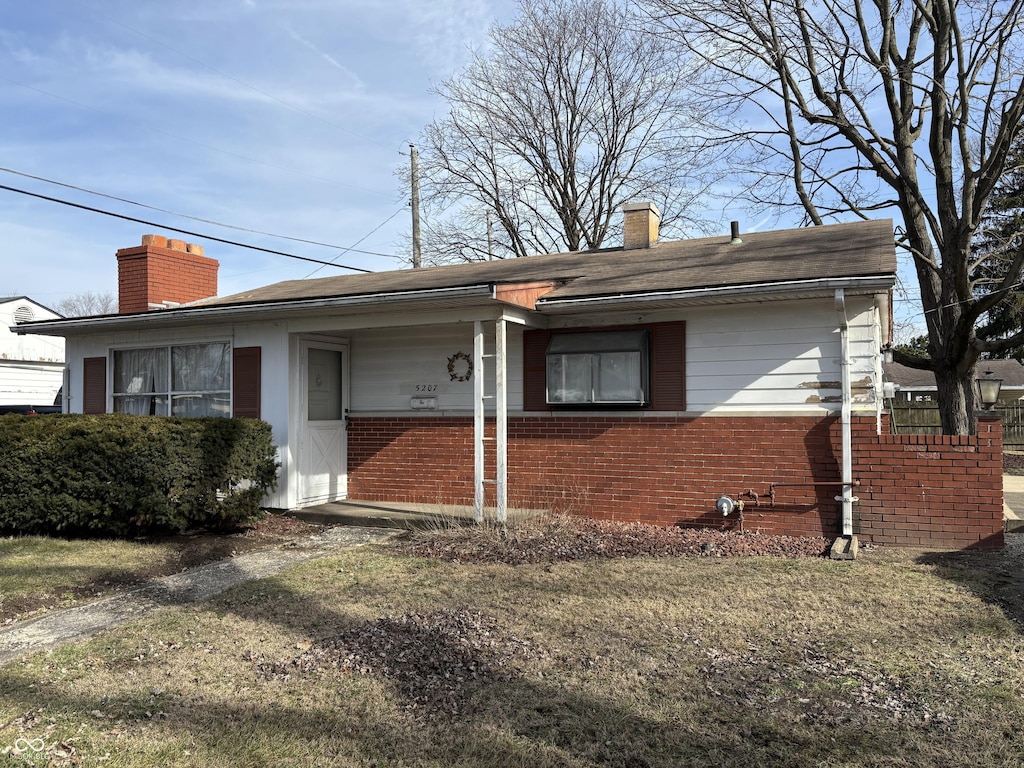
[{"xmin": 299, "ymin": 341, "xmax": 348, "ymax": 505}]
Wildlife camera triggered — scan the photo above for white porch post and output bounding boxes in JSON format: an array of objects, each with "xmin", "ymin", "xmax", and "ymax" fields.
[
  {"xmin": 496, "ymin": 318, "xmax": 508, "ymax": 523},
  {"xmin": 473, "ymin": 320, "xmax": 485, "ymax": 523}
]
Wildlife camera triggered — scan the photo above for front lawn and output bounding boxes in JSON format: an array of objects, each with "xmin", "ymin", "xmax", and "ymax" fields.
[
  {"xmin": 1, "ymin": 523, "xmax": 1022, "ymax": 767},
  {"xmin": 0, "ymin": 515, "xmax": 319, "ymax": 625}
]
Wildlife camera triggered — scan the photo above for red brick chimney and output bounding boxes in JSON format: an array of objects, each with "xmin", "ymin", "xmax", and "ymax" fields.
[{"xmin": 116, "ymin": 235, "xmax": 219, "ymax": 314}]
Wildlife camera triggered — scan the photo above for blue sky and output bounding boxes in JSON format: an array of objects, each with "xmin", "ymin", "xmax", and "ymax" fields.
[
  {"xmin": 1, "ymin": 0, "xmax": 926, "ymax": 339},
  {"xmin": 1, "ymin": 0, "xmax": 518, "ymax": 308}
]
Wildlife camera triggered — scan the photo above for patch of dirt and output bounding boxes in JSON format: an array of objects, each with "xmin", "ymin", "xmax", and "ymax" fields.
[
  {"xmin": 396, "ymin": 516, "xmax": 831, "ymax": 565},
  {"xmin": 151, "ymin": 513, "xmax": 323, "ymax": 572},
  {"xmin": 697, "ymin": 641, "xmax": 954, "ymax": 729},
  {"xmin": 250, "ymin": 608, "xmax": 547, "ymax": 720}
]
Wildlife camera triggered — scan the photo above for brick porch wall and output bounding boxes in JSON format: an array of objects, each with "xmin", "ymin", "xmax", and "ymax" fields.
[
  {"xmin": 851, "ymin": 415, "xmax": 1003, "ymax": 549},
  {"xmin": 346, "ymin": 414, "xmax": 1004, "ymax": 549}
]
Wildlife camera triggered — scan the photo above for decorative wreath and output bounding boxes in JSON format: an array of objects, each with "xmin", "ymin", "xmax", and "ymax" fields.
[{"xmin": 447, "ymin": 351, "xmax": 473, "ymax": 382}]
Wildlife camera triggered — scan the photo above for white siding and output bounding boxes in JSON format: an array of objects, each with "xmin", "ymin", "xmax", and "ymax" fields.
[
  {"xmin": 0, "ymin": 361, "xmax": 64, "ymax": 405},
  {"xmin": 546, "ymin": 296, "xmax": 880, "ymax": 414},
  {"xmin": 685, "ymin": 297, "xmax": 879, "ymax": 413},
  {"xmin": 349, "ymin": 324, "xmax": 525, "ymax": 412}
]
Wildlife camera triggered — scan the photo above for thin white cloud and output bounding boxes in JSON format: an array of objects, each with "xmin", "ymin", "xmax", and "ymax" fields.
[
  {"xmin": 398, "ymin": 0, "xmax": 498, "ymax": 75},
  {"xmin": 0, "ymin": 0, "xmax": 521, "ymax": 306},
  {"xmin": 284, "ymin": 24, "xmax": 359, "ymax": 81}
]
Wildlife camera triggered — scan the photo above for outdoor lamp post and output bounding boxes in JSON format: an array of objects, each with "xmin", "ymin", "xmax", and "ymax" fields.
[{"xmin": 977, "ymin": 370, "xmax": 1003, "ymax": 410}]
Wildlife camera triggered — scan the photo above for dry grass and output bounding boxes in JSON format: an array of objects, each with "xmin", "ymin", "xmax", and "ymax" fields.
[
  {"xmin": 0, "ymin": 515, "xmax": 320, "ymax": 625},
  {"xmin": 1, "ymin": 525, "xmax": 1023, "ymax": 767}
]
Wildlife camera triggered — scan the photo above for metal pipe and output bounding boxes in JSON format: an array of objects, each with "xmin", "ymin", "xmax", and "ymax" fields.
[
  {"xmin": 835, "ymin": 289, "xmax": 855, "ymax": 538},
  {"xmin": 769, "ymin": 481, "xmax": 861, "ymax": 487}
]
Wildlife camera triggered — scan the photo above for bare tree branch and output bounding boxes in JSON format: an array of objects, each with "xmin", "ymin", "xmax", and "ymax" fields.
[
  {"xmin": 408, "ymin": 0, "xmax": 721, "ymax": 265},
  {"xmin": 642, "ymin": 0, "xmax": 1024, "ymax": 434}
]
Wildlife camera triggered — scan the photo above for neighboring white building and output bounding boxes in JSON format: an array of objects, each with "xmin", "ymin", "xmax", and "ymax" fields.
[{"xmin": 0, "ymin": 297, "xmax": 64, "ymax": 408}]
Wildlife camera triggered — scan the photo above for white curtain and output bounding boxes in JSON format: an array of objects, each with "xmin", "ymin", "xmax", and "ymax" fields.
[
  {"xmin": 171, "ymin": 343, "xmax": 230, "ymax": 417},
  {"xmin": 114, "ymin": 348, "xmax": 167, "ymax": 415}
]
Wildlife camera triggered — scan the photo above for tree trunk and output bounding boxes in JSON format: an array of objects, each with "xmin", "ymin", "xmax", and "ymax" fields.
[{"xmin": 932, "ymin": 366, "xmax": 977, "ymax": 435}]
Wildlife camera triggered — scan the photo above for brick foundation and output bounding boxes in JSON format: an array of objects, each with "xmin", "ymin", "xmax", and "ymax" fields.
[{"xmin": 346, "ymin": 414, "xmax": 1004, "ymax": 550}]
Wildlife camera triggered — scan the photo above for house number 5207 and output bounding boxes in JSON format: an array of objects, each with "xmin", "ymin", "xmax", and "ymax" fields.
[{"xmin": 415, "ymin": 384, "xmax": 438, "ymax": 393}]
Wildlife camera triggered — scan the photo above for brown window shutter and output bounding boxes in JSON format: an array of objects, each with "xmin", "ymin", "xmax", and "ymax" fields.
[
  {"xmin": 650, "ymin": 321, "xmax": 686, "ymax": 410},
  {"xmin": 522, "ymin": 329, "xmax": 551, "ymax": 411},
  {"xmin": 83, "ymin": 357, "xmax": 107, "ymax": 414},
  {"xmin": 232, "ymin": 346, "xmax": 262, "ymax": 419}
]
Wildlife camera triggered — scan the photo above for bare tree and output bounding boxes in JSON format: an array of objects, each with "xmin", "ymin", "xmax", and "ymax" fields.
[
  {"xmin": 57, "ymin": 292, "xmax": 117, "ymax": 317},
  {"xmin": 412, "ymin": 0, "xmax": 718, "ymax": 264},
  {"xmin": 642, "ymin": 0, "xmax": 1024, "ymax": 434}
]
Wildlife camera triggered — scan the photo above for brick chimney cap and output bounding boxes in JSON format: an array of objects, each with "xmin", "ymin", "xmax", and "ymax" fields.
[
  {"xmin": 621, "ymin": 201, "xmax": 661, "ymax": 217},
  {"xmin": 141, "ymin": 234, "xmax": 168, "ymax": 248}
]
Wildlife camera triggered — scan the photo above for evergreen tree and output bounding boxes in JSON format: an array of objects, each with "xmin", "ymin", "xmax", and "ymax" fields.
[{"xmin": 974, "ymin": 135, "xmax": 1024, "ymax": 363}]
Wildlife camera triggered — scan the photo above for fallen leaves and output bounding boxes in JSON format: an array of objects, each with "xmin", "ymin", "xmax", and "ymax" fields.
[
  {"xmin": 249, "ymin": 608, "xmax": 546, "ymax": 719},
  {"xmin": 397, "ymin": 516, "xmax": 830, "ymax": 565}
]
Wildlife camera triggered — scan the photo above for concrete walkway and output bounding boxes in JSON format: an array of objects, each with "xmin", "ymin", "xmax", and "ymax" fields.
[
  {"xmin": 1005, "ymin": 474, "xmax": 1024, "ymax": 533},
  {"xmin": 0, "ymin": 525, "xmax": 399, "ymax": 665}
]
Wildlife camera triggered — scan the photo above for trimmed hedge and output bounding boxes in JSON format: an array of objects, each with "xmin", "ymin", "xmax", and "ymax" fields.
[{"xmin": 0, "ymin": 414, "xmax": 279, "ymax": 537}]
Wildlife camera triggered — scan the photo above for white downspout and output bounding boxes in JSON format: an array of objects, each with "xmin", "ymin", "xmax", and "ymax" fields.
[
  {"xmin": 873, "ymin": 292, "xmax": 890, "ymax": 434},
  {"xmin": 834, "ymin": 289, "xmax": 855, "ymax": 539}
]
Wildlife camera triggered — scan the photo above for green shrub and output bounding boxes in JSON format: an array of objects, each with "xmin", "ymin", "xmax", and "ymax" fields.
[{"xmin": 0, "ymin": 414, "xmax": 279, "ymax": 537}]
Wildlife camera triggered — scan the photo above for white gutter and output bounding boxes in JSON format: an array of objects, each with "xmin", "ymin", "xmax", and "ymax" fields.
[
  {"xmin": 834, "ymin": 288, "xmax": 856, "ymax": 539},
  {"xmin": 537, "ymin": 275, "xmax": 895, "ymax": 309},
  {"xmin": 12, "ymin": 284, "xmax": 499, "ymax": 336}
]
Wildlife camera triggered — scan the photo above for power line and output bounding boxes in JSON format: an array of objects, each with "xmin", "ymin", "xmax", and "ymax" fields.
[
  {"xmin": 303, "ymin": 207, "xmax": 407, "ymax": 278},
  {"xmin": 0, "ymin": 182, "xmax": 374, "ymax": 273},
  {"xmin": 0, "ymin": 166, "xmax": 399, "ymax": 256}
]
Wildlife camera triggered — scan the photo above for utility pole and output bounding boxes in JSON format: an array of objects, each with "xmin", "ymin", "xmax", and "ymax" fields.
[
  {"xmin": 486, "ymin": 210, "xmax": 494, "ymax": 260},
  {"xmin": 409, "ymin": 143, "xmax": 422, "ymax": 269}
]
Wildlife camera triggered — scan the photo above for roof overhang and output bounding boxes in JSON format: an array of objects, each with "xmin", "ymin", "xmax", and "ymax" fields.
[
  {"xmin": 14, "ymin": 284, "xmax": 500, "ymax": 336},
  {"xmin": 536, "ymin": 276, "xmax": 895, "ymax": 314},
  {"xmin": 14, "ymin": 275, "xmax": 895, "ymax": 337}
]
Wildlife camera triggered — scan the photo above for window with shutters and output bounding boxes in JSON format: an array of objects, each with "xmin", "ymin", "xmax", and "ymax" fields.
[
  {"xmin": 112, "ymin": 342, "xmax": 231, "ymax": 417},
  {"xmin": 523, "ymin": 321, "xmax": 685, "ymax": 411},
  {"xmin": 546, "ymin": 330, "xmax": 649, "ymax": 405}
]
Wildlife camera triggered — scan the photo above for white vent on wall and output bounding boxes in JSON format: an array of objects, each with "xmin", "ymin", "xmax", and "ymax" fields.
[{"xmin": 13, "ymin": 305, "xmax": 35, "ymax": 324}]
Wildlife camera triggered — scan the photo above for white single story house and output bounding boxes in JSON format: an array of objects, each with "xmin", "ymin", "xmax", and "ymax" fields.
[
  {"xmin": 0, "ymin": 296, "xmax": 64, "ymax": 409},
  {"xmin": 15, "ymin": 207, "xmax": 1007, "ymax": 550}
]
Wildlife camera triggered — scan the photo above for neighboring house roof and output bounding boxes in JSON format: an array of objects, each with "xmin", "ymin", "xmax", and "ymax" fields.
[
  {"xmin": 884, "ymin": 360, "xmax": 1024, "ymax": 390},
  {"xmin": 0, "ymin": 296, "xmax": 62, "ymax": 318},
  {"xmin": 15, "ymin": 218, "xmax": 897, "ymax": 335}
]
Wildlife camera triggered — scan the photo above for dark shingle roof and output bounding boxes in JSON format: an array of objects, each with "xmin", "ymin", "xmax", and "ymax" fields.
[
  {"xmin": 201, "ymin": 218, "xmax": 896, "ymax": 308},
  {"xmin": 884, "ymin": 360, "xmax": 1024, "ymax": 389}
]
